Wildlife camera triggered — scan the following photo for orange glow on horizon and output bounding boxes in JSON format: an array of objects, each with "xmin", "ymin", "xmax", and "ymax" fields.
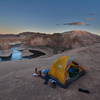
[{"xmin": 0, "ymin": 27, "xmax": 99, "ymax": 35}]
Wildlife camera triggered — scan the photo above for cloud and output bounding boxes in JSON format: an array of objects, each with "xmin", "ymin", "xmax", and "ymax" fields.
[
  {"xmin": 64, "ymin": 18, "xmax": 72, "ymax": 20},
  {"xmin": 85, "ymin": 24, "xmax": 91, "ymax": 26},
  {"xmin": 85, "ymin": 18, "xmax": 95, "ymax": 21},
  {"xmin": 89, "ymin": 13, "xmax": 96, "ymax": 16},
  {"xmin": 63, "ymin": 22, "xmax": 86, "ymax": 26},
  {"xmin": 56, "ymin": 24, "xmax": 60, "ymax": 26}
]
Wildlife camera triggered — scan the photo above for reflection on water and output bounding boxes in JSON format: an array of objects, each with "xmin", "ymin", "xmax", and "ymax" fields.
[
  {"xmin": 0, "ymin": 48, "xmax": 32, "ymax": 62},
  {"xmin": 0, "ymin": 47, "xmax": 45, "ymax": 62},
  {"xmin": 11, "ymin": 48, "xmax": 22, "ymax": 61}
]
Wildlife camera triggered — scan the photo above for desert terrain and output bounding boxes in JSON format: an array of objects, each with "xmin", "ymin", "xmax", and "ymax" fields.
[
  {"xmin": 0, "ymin": 43, "xmax": 100, "ymax": 100},
  {"xmin": 0, "ymin": 0, "xmax": 100, "ymax": 100}
]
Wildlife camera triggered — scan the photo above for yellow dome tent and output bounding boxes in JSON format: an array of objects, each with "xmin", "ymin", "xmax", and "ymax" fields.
[{"xmin": 48, "ymin": 56, "xmax": 86, "ymax": 87}]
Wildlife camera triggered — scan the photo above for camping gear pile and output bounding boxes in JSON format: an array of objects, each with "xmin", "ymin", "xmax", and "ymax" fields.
[{"xmin": 32, "ymin": 56, "xmax": 86, "ymax": 88}]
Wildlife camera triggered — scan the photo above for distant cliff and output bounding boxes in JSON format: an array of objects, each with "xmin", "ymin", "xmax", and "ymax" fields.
[
  {"xmin": 0, "ymin": 30, "xmax": 100, "ymax": 51},
  {"xmin": 19, "ymin": 30, "xmax": 100, "ymax": 49}
]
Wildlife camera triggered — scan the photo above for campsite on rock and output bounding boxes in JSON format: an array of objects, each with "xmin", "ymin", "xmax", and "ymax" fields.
[
  {"xmin": 0, "ymin": 38, "xmax": 100, "ymax": 100},
  {"xmin": 0, "ymin": 0, "xmax": 100, "ymax": 99},
  {"xmin": 32, "ymin": 56, "xmax": 86, "ymax": 88}
]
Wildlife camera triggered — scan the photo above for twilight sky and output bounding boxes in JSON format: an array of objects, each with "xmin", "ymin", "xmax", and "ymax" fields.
[{"xmin": 0, "ymin": 0, "xmax": 100, "ymax": 34}]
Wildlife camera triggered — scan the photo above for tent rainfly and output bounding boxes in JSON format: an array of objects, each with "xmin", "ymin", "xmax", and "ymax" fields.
[{"xmin": 48, "ymin": 56, "xmax": 86, "ymax": 88}]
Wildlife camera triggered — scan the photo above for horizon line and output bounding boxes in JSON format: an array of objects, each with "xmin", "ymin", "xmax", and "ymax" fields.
[{"xmin": 0, "ymin": 29, "xmax": 99, "ymax": 35}]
